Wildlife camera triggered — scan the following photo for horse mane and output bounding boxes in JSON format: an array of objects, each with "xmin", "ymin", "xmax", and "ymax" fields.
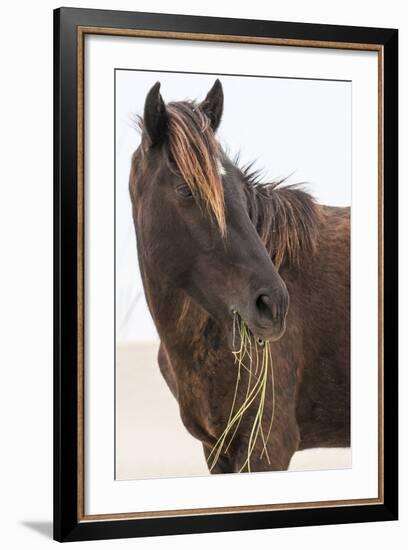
[
  {"xmin": 240, "ymin": 163, "xmax": 322, "ymax": 269},
  {"xmin": 138, "ymin": 100, "xmax": 226, "ymax": 235}
]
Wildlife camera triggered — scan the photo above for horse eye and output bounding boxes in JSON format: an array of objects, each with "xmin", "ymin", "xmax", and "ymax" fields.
[{"xmin": 176, "ymin": 184, "xmax": 193, "ymax": 198}]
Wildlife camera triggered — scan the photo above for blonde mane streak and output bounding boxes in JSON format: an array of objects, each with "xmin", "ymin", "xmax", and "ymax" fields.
[{"xmin": 166, "ymin": 103, "xmax": 226, "ymax": 235}]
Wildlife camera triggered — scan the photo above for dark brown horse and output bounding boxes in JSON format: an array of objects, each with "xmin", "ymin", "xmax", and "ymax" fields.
[{"xmin": 129, "ymin": 79, "xmax": 350, "ymax": 474}]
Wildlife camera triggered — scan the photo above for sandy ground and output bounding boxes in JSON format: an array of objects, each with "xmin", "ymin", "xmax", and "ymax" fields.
[{"xmin": 115, "ymin": 343, "xmax": 351, "ymax": 480}]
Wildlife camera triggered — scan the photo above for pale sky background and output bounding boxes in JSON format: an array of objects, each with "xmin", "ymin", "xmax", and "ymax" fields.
[{"xmin": 115, "ymin": 70, "xmax": 351, "ymax": 344}]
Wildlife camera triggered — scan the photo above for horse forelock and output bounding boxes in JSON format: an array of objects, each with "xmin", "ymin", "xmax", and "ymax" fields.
[
  {"xmin": 166, "ymin": 101, "xmax": 226, "ymax": 235},
  {"xmin": 135, "ymin": 101, "xmax": 226, "ymax": 235}
]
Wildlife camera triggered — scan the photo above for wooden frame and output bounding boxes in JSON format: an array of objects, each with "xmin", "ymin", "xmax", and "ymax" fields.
[{"xmin": 54, "ymin": 7, "xmax": 398, "ymax": 542}]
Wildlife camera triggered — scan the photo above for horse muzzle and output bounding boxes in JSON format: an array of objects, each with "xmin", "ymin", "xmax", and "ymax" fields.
[{"xmin": 238, "ymin": 283, "xmax": 289, "ymax": 343}]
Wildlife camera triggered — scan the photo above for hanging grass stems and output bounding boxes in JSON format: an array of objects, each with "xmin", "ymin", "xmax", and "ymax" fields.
[{"xmin": 207, "ymin": 312, "xmax": 276, "ymax": 473}]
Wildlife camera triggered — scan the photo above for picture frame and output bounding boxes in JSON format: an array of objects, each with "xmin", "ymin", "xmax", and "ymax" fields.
[{"xmin": 53, "ymin": 7, "xmax": 398, "ymax": 542}]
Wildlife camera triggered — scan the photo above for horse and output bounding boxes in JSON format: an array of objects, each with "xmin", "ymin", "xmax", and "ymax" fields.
[{"xmin": 129, "ymin": 79, "xmax": 350, "ymax": 474}]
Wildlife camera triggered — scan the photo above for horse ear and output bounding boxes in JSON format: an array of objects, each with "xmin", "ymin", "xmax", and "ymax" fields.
[
  {"xmin": 200, "ymin": 79, "xmax": 224, "ymax": 132},
  {"xmin": 143, "ymin": 82, "xmax": 167, "ymax": 147}
]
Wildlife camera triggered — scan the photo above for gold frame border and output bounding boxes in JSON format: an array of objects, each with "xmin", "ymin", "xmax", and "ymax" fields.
[{"xmin": 76, "ymin": 27, "xmax": 384, "ymax": 523}]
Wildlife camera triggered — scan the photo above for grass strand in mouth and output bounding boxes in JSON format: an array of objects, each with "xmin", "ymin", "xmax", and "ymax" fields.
[
  {"xmin": 224, "ymin": 318, "xmax": 254, "ymax": 454},
  {"xmin": 207, "ymin": 312, "xmax": 276, "ymax": 473}
]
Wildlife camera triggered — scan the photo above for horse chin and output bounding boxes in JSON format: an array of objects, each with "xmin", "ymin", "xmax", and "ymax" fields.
[
  {"xmin": 250, "ymin": 322, "xmax": 287, "ymax": 344},
  {"xmin": 228, "ymin": 312, "xmax": 286, "ymax": 350}
]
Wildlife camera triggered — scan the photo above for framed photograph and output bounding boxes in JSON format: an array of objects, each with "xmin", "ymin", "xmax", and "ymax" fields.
[{"xmin": 54, "ymin": 7, "xmax": 398, "ymax": 542}]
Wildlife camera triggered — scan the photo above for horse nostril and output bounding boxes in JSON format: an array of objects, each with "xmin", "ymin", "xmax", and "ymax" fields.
[{"xmin": 255, "ymin": 294, "xmax": 278, "ymax": 323}]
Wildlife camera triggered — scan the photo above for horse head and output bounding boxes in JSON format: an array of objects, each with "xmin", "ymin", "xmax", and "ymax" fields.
[{"xmin": 130, "ymin": 80, "xmax": 289, "ymax": 344}]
